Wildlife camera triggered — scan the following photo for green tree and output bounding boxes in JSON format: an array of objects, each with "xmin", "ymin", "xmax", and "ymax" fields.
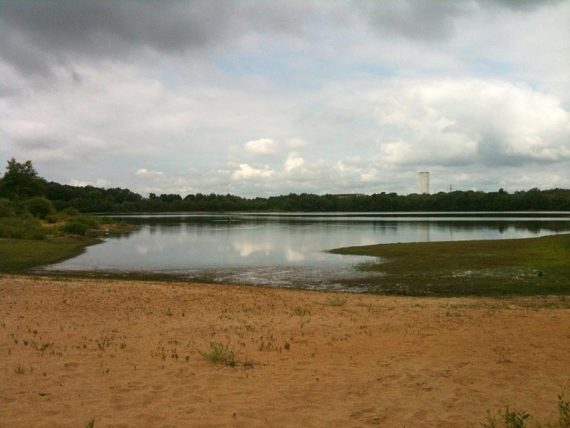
[
  {"xmin": 25, "ymin": 196, "xmax": 55, "ymax": 219},
  {"xmin": 0, "ymin": 159, "xmax": 46, "ymax": 199}
]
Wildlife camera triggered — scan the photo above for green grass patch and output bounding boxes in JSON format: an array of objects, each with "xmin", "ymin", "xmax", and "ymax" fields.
[
  {"xmin": 198, "ymin": 342, "xmax": 237, "ymax": 367},
  {"xmin": 0, "ymin": 236, "xmax": 100, "ymax": 273},
  {"xmin": 331, "ymin": 234, "xmax": 570, "ymax": 296},
  {"xmin": 0, "ymin": 216, "xmax": 47, "ymax": 239}
]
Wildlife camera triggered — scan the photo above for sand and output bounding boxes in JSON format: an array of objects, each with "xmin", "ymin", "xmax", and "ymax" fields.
[{"xmin": 1, "ymin": 275, "xmax": 569, "ymax": 427}]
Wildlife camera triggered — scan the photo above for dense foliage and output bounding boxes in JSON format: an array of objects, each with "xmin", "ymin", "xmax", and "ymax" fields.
[
  {"xmin": 44, "ymin": 182, "xmax": 570, "ymax": 213},
  {"xmin": 2, "ymin": 159, "xmax": 570, "ymax": 212}
]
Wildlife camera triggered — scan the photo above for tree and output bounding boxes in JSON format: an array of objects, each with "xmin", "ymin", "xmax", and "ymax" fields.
[
  {"xmin": 25, "ymin": 196, "xmax": 55, "ymax": 219},
  {"xmin": 0, "ymin": 159, "xmax": 46, "ymax": 199}
]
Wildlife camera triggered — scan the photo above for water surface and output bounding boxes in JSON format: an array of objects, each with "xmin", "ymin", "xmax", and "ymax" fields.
[{"xmin": 46, "ymin": 212, "xmax": 570, "ymax": 290}]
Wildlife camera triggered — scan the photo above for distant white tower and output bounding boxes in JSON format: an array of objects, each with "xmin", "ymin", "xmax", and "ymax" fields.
[{"xmin": 419, "ymin": 171, "xmax": 430, "ymax": 194}]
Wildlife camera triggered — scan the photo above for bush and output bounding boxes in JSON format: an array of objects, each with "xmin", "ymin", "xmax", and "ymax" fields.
[
  {"xmin": 0, "ymin": 198, "xmax": 15, "ymax": 217},
  {"xmin": 0, "ymin": 216, "xmax": 46, "ymax": 239},
  {"xmin": 73, "ymin": 215, "xmax": 100, "ymax": 229},
  {"xmin": 61, "ymin": 207, "xmax": 80, "ymax": 217},
  {"xmin": 25, "ymin": 197, "xmax": 55, "ymax": 219},
  {"xmin": 62, "ymin": 219, "xmax": 90, "ymax": 236}
]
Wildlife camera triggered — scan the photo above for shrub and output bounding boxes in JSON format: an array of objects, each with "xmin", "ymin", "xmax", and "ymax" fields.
[
  {"xmin": 61, "ymin": 207, "xmax": 80, "ymax": 217},
  {"xmin": 0, "ymin": 198, "xmax": 15, "ymax": 217},
  {"xmin": 62, "ymin": 219, "xmax": 90, "ymax": 236},
  {"xmin": 0, "ymin": 216, "xmax": 46, "ymax": 239},
  {"xmin": 73, "ymin": 215, "xmax": 100, "ymax": 229},
  {"xmin": 25, "ymin": 197, "xmax": 55, "ymax": 219}
]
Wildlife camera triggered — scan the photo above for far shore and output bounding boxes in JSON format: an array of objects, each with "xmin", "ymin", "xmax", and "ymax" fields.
[{"xmin": 1, "ymin": 275, "xmax": 569, "ymax": 427}]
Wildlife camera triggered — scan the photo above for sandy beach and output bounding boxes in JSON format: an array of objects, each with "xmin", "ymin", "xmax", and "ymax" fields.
[{"xmin": 1, "ymin": 275, "xmax": 569, "ymax": 427}]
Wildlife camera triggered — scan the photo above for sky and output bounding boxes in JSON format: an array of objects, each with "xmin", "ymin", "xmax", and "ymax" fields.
[{"xmin": 1, "ymin": 0, "xmax": 569, "ymax": 196}]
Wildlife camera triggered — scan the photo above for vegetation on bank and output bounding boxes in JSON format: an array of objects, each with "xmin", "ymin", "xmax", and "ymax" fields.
[
  {"xmin": 0, "ymin": 237, "xmax": 99, "ymax": 273},
  {"xmin": 331, "ymin": 234, "xmax": 570, "ymax": 296},
  {"xmin": 0, "ymin": 159, "xmax": 135, "ymax": 273}
]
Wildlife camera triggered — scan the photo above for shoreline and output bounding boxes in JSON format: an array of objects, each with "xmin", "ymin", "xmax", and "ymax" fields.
[{"xmin": 1, "ymin": 275, "xmax": 569, "ymax": 426}]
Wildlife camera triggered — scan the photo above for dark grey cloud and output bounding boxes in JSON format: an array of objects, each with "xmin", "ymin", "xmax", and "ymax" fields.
[
  {"xmin": 0, "ymin": 1, "xmax": 230, "ymax": 75},
  {"xmin": 479, "ymin": 0, "xmax": 562, "ymax": 11},
  {"xmin": 358, "ymin": 1, "xmax": 467, "ymax": 42},
  {"xmin": 1, "ymin": 0, "xmax": 561, "ymax": 78},
  {"xmin": 357, "ymin": 0, "xmax": 563, "ymax": 42},
  {"xmin": 0, "ymin": 0, "xmax": 314, "ymax": 76}
]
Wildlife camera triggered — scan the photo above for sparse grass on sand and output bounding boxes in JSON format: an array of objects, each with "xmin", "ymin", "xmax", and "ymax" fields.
[
  {"xmin": 1, "ymin": 275, "xmax": 569, "ymax": 427},
  {"xmin": 331, "ymin": 233, "xmax": 570, "ymax": 296}
]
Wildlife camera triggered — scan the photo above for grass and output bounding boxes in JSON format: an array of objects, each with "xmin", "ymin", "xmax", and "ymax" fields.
[
  {"xmin": 331, "ymin": 234, "xmax": 570, "ymax": 296},
  {"xmin": 198, "ymin": 342, "xmax": 237, "ymax": 367},
  {"xmin": 326, "ymin": 295, "xmax": 347, "ymax": 307},
  {"xmin": 481, "ymin": 393, "xmax": 570, "ymax": 427},
  {"xmin": 0, "ymin": 236, "xmax": 100, "ymax": 273},
  {"xmin": 0, "ymin": 216, "xmax": 46, "ymax": 239},
  {"xmin": 292, "ymin": 306, "xmax": 311, "ymax": 316}
]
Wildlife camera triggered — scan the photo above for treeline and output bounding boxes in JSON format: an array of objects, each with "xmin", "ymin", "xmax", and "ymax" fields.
[
  {"xmin": 44, "ymin": 182, "xmax": 570, "ymax": 213},
  {"xmin": 2, "ymin": 159, "xmax": 570, "ymax": 212},
  {"xmin": 0, "ymin": 159, "xmax": 107, "ymax": 239}
]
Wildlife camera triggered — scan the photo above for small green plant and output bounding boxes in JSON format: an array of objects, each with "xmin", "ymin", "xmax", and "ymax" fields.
[
  {"xmin": 292, "ymin": 307, "xmax": 311, "ymax": 316},
  {"xmin": 502, "ymin": 407, "xmax": 530, "ymax": 428},
  {"xmin": 86, "ymin": 419, "xmax": 95, "ymax": 428},
  {"xmin": 326, "ymin": 295, "xmax": 347, "ymax": 307},
  {"xmin": 482, "ymin": 406, "xmax": 533, "ymax": 428},
  {"xmin": 481, "ymin": 410, "xmax": 497, "ymax": 428},
  {"xmin": 199, "ymin": 342, "xmax": 236, "ymax": 367},
  {"xmin": 15, "ymin": 364, "xmax": 25, "ymax": 374},
  {"xmin": 559, "ymin": 393, "xmax": 570, "ymax": 428}
]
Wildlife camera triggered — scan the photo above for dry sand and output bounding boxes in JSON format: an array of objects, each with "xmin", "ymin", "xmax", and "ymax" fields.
[{"xmin": 1, "ymin": 275, "xmax": 569, "ymax": 427}]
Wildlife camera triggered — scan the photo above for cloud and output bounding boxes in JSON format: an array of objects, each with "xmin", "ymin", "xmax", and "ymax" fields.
[
  {"xmin": 359, "ymin": 1, "xmax": 469, "ymax": 41},
  {"xmin": 284, "ymin": 152, "xmax": 305, "ymax": 172},
  {"xmin": 287, "ymin": 138, "xmax": 307, "ymax": 149},
  {"xmin": 244, "ymin": 138, "xmax": 277, "ymax": 155},
  {"xmin": 374, "ymin": 79, "xmax": 570, "ymax": 166},
  {"xmin": 135, "ymin": 168, "xmax": 164, "ymax": 178},
  {"xmin": 68, "ymin": 178, "xmax": 108, "ymax": 187},
  {"xmin": 1, "ymin": 1, "xmax": 569, "ymax": 195},
  {"xmin": 0, "ymin": 0, "xmax": 319, "ymax": 77},
  {"xmin": 231, "ymin": 163, "xmax": 275, "ymax": 180}
]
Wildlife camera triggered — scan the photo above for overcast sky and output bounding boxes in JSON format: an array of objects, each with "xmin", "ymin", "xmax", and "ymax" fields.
[{"xmin": 1, "ymin": 0, "xmax": 569, "ymax": 196}]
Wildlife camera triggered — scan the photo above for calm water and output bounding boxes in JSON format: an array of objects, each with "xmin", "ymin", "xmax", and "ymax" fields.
[{"xmin": 46, "ymin": 212, "xmax": 570, "ymax": 291}]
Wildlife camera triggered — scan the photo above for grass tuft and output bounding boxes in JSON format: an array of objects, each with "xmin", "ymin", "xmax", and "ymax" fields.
[
  {"xmin": 199, "ymin": 342, "xmax": 236, "ymax": 367},
  {"xmin": 292, "ymin": 307, "xmax": 311, "ymax": 316},
  {"xmin": 326, "ymin": 295, "xmax": 347, "ymax": 307},
  {"xmin": 481, "ymin": 393, "xmax": 570, "ymax": 428}
]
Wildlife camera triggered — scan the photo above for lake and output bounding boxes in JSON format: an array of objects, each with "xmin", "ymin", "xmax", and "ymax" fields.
[{"xmin": 45, "ymin": 212, "xmax": 570, "ymax": 291}]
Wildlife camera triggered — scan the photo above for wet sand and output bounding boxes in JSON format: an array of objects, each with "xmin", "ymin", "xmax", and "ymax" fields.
[{"xmin": 1, "ymin": 275, "xmax": 569, "ymax": 427}]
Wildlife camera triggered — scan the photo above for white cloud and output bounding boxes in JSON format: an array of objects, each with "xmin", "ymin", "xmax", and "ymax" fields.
[
  {"xmin": 244, "ymin": 138, "xmax": 277, "ymax": 154},
  {"xmin": 284, "ymin": 152, "xmax": 304, "ymax": 172},
  {"xmin": 68, "ymin": 178, "xmax": 108, "ymax": 187},
  {"xmin": 231, "ymin": 163, "xmax": 275, "ymax": 180},
  {"xmin": 135, "ymin": 168, "xmax": 164, "ymax": 178},
  {"xmin": 374, "ymin": 79, "xmax": 570, "ymax": 166},
  {"xmin": 287, "ymin": 137, "xmax": 307, "ymax": 149}
]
